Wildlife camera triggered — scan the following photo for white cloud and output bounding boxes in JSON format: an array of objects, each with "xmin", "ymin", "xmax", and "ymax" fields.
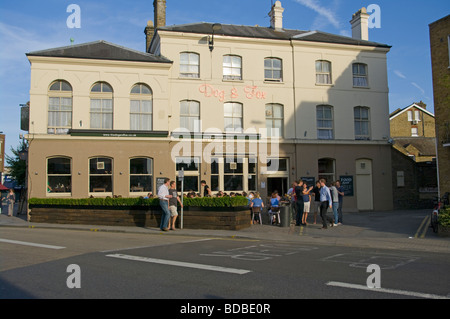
[
  {"xmin": 293, "ymin": 0, "xmax": 341, "ymax": 29},
  {"xmin": 411, "ymin": 82, "xmax": 425, "ymax": 95},
  {"xmin": 394, "ymin": 70, "xmax": 407, "ymax": 79}
]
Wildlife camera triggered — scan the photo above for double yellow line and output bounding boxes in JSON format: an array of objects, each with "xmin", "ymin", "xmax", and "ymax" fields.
[{"xmin": 414, "ymin": 215, "xmax": 430, "ymax": 239}]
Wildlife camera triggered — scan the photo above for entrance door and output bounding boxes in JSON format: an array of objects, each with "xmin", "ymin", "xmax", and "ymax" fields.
[
  {"xmin": 356, "ymin": 159, "xmax": 373, "ymax": 211},
  {"xmin": 267, "ymin": 177, "xmax": 288, "ymax": 197}
]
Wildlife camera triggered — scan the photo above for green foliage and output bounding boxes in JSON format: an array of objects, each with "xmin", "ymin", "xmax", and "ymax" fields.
[
  {"xmin": 438, "ymin": 208, "xmax": 450, "ymax": 228},
  {"xmin": 29, "ymin": 196, "xmax": 248, "ymax": 208},
  {"xmin": 5, "ymin": 140, "xmax": 28, "ymax": 187}
]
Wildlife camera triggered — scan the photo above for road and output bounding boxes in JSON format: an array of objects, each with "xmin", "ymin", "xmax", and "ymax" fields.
[{"xmin": 1, "ymin": 226, "xmax": 449, "ymax": 304}]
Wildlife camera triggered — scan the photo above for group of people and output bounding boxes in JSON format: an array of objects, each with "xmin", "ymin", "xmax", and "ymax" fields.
[
  {"xmin": 1, "ymin": 189, "xmax": 16, "ymax": 217},
  {"xmin": 157, "ymin": 178, "xmax": 183, "ymax": 231},
  {"xmin": 289, "ymin": 179, "xmax": 344, "ymax": 229}
]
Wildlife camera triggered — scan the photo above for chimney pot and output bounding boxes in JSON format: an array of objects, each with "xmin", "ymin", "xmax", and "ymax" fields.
[{"xmin": 269, "ymin": 1, "xmax": 284, "ymax": 31}]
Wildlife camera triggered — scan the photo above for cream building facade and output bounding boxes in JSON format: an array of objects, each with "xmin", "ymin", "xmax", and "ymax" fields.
[{"xmin": 26, "ymin": 1, "xmax": 393, "ymax": 211}]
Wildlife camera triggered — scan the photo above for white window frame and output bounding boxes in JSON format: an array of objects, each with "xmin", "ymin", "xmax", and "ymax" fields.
[
  {"xmin": 130, "ymin": 83, "xmax": 153, "ymax": 131},
  {"xmin": 224, "ymin": 102, "xmax": 243, "ymax": 133},
  {"xmin": 180, "ymin": 52, "xmax": 200, "ymax": 78},
  {"xmin": 223, "ymin": 55, "xmax": 242, "ymax": 81},
  {"xmin": 90, "ymin": 82, "xmax": 113, "ymax": 130},
  {"xmin": 316, "ymin": 105, "xmax": 334, "ymax": 140},
  {"xmin": 264, "ymin": 57, "xmax": 283, "ymax": 82},
  {"xmin": 48, "ymin": 80, "xmax": 72, "ymax": 135},
  {"xmin": 352, "ymin": 63, "xmax": 369, "ymax": 87},
  {"xmin": 180, "ymin": 100, "xmax": 200, "ymax": 133},
  {"xmin": 354, "ymin": 106, "xmax": 371, "ymax": 140},
  {"xmin": 47, "ymin": 157, "xmax": 72, "ymax": 196},
  {"xmin": 315, "ymin": 60, "xmax": 332, "ymax": 85}
]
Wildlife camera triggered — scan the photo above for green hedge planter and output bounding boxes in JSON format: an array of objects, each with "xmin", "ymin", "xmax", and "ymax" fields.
[{"xmin": 28, "ymin": 196, "xmax": 251, "ymax": 230}]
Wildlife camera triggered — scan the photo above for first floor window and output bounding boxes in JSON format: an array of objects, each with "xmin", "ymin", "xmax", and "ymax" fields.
[
  {"xmin": 130, "ymin": 100, "xmax": 152, "ymax": 131},
  {"xmin": 130, "ymin": 158, "xmax": 153, "ymax": 193},
  {"xmin": 47, "ymin": 157, "xmax": 71, "ymax": 194},
  {"xmin": 353, "ymin": 63, "xmax": 368, "ymax": 87},
  {"xmin": 316, "ymin": 60, "xmax": 332, "ymax": 84},
  {"xmin": 265, "ymin": 104, "xmax": 284, "ymax": 137},
  {"xmin": 89, "ymin": 157, "xmax": 113, "ymax": 193},
  {"xmin": 317, "ymin": 105, "xmax": 334, "ymax": 140},
  {"xmin": 224, "ymin": 102, "xmax": 243, "ymax": 132},
  {"xmin": 354, "ymin": 106, "xmax": 371, "ymax": 140},
  {"xmin": 48, "ymin": 97, "xmax": 72, "ymax": 134},
  {"xmin": 90, "ymin": 99, "xmax": 113, "ymax": 129},
  {"xmin": 180, "ymin": 100, "xmax": 200, "ymax": 132}
]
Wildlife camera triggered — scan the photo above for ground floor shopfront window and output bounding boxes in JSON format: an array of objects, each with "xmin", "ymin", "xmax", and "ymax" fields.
[{"xmin": 89, "ymin": 157, "xmax": 113, "ymax": 194}]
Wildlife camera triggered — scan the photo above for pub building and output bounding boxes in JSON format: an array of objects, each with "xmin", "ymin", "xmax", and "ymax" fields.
[{"xmin": 25, "ymin": 1, "xmax": 393, "ymax": 212}]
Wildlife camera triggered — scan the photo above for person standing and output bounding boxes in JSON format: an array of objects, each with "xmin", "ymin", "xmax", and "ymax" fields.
[
  {"xmin": 7, "ymin": 189, "xmax": 15, "ymax": 217},
  {"xmin": 201, "ymin": 180, "xmax": 211, "ymax": 197},
  {"xmin": 294, "ymin": 180, "xmax": 304, "ymax": 226},
  {"xmin": 312, "ymin": 181, "xmax": 321, "ymax": 224},
  {"xmin": 168, "ymin": 181, "xmax": 183, "ymax": 230},
  {"xmin": 287, "ymin": 181, "xmax": 298, "ymax": 224},
  {"xmin": 330, "ymin": 182, "xmax": 339, "ymax": 226},
  {"xmin": 302, "ymin": 182, "xmax": 313, "ymax": 225},
  {"xmin": 157, "ymin": 178, "xmax": 172, "ymax": 231},
  {"xmin": 319, "ymin": 179, "xmax": 333, "ymax": 229},
  {"xmin": 335, "ymin": 180, "xmax": 345, "ymax": 225}
]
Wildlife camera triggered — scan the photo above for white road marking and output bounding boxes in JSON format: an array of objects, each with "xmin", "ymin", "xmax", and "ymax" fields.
[
  {"xmin": 101, "ymin": 238, "xmax": 214, "ymax": 253},
  {"xmin": 326, "ymin": 281, "xmax": 450, "ymax": 300},
  {"xmin": 106, "ymin": 253, "xmax": 251, "ymax": 275},
  {"xmin": 0, "ymin": 238, "xmax": 65, "ymax": 250}
]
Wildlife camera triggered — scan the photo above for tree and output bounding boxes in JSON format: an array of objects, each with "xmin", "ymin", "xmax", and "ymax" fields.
[{"xmin": 5, "ymin": 140, "xmax": 28, "ymax": 187}]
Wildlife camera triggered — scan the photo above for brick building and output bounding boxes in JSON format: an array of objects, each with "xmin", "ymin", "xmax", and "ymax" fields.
[{"xmin": 429, "ymin": 15, "xmax": 450, "ymax": 199}]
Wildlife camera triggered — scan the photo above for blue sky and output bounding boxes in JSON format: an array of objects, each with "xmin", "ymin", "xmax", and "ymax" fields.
[{"xmin": 0, "ymin": 0, "xmax": 448, "ymax": 157}]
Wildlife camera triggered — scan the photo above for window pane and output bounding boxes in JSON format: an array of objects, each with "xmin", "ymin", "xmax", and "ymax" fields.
[
  {"xmin": 48, "ymin": 176, "xmax": 71, "ymax": 193},
  {"xmin": 177, "ymin": 176, "xmax": 198, "ymax": 192},
  {"xmin": 232, "ymin": 56, "xmax": 241, "ymax": 67},
  {"xmin": 272, "ymin": 59, "xmax": 281, "ymax": 69},
  {"xmin": 50, "ymin": 82, "xmax": 61, "ymax": 91},
  {"xmin": 176, "ymin": 158, "xmax": 198, "ymax": 171},
  {"xmin": 90, "ymin": 158, "xmax": 112, "ymax": 174},
  {"xmin": 264, "ymin": 59, "xmax": 272, "ymax": 68},
  {"xmin": 90, "ymin": 176, "xmax": 113, "ymax": 193},
  {"xmin": 224, "ymin": 175, "xmax": 243, "ymax": 191},
  {"xmin": 49, "ymin": 97, "xmax": 60, "ymax": 111},
  {"xmin": 223, "ymin": 56, "xmax": 231, "ymax": 67},
  {"xmin": 102, "ymin": 83, "xmax": 113, "ymax": 93},
  {"xmin": 131, "ymin": 85, "xmax": 141, "ymax": 94},
  {"xmin": 48, "ymin": 158, "xmax": 71, "ymax": 175},
  {"xmin": 61, "ymin": 81, "xmax": 72, "ymax": 91},
  {"xmin": 130, "ymin": 158, "xmax": 152, "ymax": 175},
  {"xmin": 91, "ymin": 83, "xmax": 102, "ymax": 92},
  {"xmin": 90, "ymin": 99, "xmax": 102, "ymax": 112},
  {"xmin": 141, "ymin": 100, "xmax": 152, "ymax": 113},
  {"xmin": 130, "ymin": 176, "xmax": 152, "ymax": 192},
  {"xmin": 272, "ymin": 105, "xmax": 283, "ymax": 118}
]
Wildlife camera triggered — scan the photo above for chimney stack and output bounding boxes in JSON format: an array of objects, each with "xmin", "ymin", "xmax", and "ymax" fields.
[
  {"xmin": 269, "ymin": 1, "xmax": 284, "ymax": 31},
  {"xmin": 144, "ymin": 0, "xmax": 166, "ymax": 52},
  {"xmin": 350, "ymin": 7, "xmax": 370, "ymax": 41}
]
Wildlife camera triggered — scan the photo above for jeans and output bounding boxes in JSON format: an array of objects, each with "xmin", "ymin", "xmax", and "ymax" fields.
[
  {"xmin": 320, "ymin": 201, "xmax": 333, "ymax": 228},
  {"xmin": 332, "ymin": 202, "xmax": 339, "ymax": 224},
  {"xmin": 338, "ymin": 200, "xmax": 343, "ymax": 223},
  {"xmin": 159, "ymin": 200, "xmax": 170, "ymax": 230}
]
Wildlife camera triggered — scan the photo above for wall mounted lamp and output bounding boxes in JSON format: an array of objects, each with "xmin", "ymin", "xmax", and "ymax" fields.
[{"xmin": 208, "ymin": 23, "xmax": 222, "ymax": 51}]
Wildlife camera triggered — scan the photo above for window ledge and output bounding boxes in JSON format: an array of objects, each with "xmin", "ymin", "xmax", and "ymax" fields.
[
  {"xmin": 353, "ymin": 86, "xmax": 371, "ymax": 89},
  {"xmin": 315, "ymin": 83, "xmax": 334, "ymax": 87}
]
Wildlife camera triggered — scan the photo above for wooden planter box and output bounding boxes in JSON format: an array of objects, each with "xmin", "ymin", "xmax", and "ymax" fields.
[{"xmin": 29, "ymin": 205, "xmax": 252, "ymax": 230}]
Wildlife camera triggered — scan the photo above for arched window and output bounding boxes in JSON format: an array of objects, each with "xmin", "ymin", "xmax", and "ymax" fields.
[
  {"xmin": 264, "ymin": 58, "xmax": 283, "ymax": 82},
  {"xmin": 318, "ymin": 158, "xmax": 336, "ymax": 184},
  {"xmin": 90, "ymin": 82, "xmax": 113, "ymax": 129},
  {"xmin": 130, "ymin": 83, "xmax": 153, "ymax": 131},
  {"xmin": 316, "ymin": 105, "xmax": 334, "ymax": 140},
  {"xmin": 130, "ymin": 157, "xmax": 153, "ymax": 194},
  {"xmin": 180, "ymin": 52, "xmax": 200, "ymax": 78},
  {"xmin": 47, "ymin": 157, "xmax": 72, "ymax": 194},
  {"xmin": 48, "ymin": 80, "xmax": 72, "ymax": 134},
  {"xmin": 223, "ymin": 55, "xmax": 242, "ymax": 81},
  {"xmin": 315, "ymin": 60, "xmax": 332, "ymax": 84},
  {"xmin": 89, "ymin": 157, "xmax": 113, "ymax": 193}
]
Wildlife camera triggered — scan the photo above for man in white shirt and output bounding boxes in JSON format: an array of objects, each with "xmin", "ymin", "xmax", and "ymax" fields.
[{"xmin": 158, "ymin": 178, "xmax": 172, "ymax": 231}]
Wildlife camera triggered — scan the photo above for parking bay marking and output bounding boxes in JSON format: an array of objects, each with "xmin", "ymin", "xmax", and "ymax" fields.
[
  {"xmin": 106, "ymin": 253, "xmax": 251, "ymax": 275},
  {"xmin": 0, "ymin": 238, "xmax": 65, "ymax": 250},
  {"xmin": 327, "ymin": 281, "xmax": 450, "ymax": 299}
]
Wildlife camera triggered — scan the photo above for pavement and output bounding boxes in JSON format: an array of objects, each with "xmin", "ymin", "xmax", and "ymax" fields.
[{"xmin": 1, "ymin": 206, "xmax": 450, "ymax": 254}]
